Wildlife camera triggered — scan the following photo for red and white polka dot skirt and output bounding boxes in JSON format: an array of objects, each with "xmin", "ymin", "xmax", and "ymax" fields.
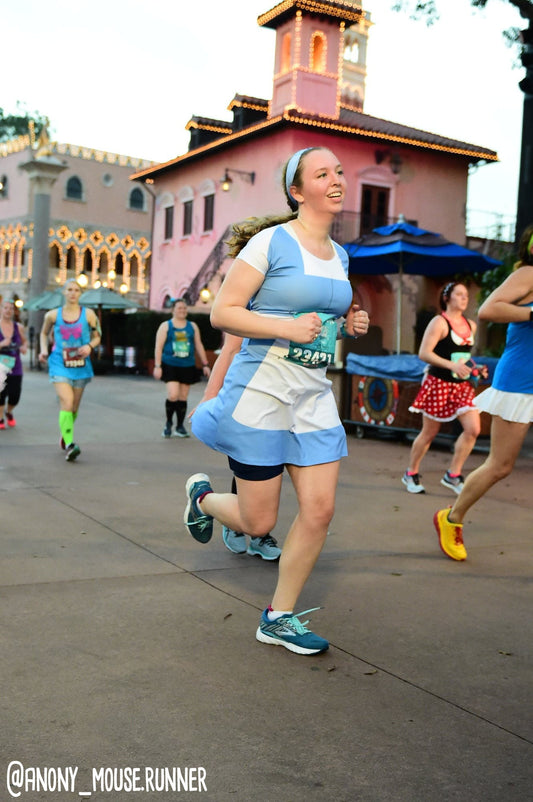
[{"xmin": 409, "ymin": 374, "xmax": 476, "ymax": 422}]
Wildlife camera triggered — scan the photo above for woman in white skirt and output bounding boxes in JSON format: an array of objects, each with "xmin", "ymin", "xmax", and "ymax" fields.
[{"xmin": 434, "ymin": 223, "xmax": 533, "ymax": 560}]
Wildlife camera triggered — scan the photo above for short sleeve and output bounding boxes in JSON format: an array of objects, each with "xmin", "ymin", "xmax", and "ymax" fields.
[{"xmin": 235, "ymin": 227, "xmax": 276, "ymax": 276}]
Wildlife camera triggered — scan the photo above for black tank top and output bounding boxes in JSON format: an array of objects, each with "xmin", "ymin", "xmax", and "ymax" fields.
[{"xmin": 428, "ymin": 316, "xmax": 473, "ymax": 383}]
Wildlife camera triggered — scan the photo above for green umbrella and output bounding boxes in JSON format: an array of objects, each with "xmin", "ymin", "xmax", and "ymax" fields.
[
  {"xmin": 79, "ymin": 287, "xmax": 138, "ymax": 310},
  {"xmin": 24, "ymin": 289, "xmax": 64, "ymax": 310}
]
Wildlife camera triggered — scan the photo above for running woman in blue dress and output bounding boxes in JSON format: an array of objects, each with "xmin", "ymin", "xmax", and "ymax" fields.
[
  {"xmin": 434, "ymin": 223, "xmax": 533, "ymax": 560},
  {"xmin": 39, "ymin": 279, "xmax": 101, "ymax": 461},
  {"xmin": 184, "ymin": 147, "xmax": 369, "ymax": 654}
]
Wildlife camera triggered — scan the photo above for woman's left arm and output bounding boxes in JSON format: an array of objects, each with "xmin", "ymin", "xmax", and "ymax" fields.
[
  {"xmin": 80, "ymin": 310, "xmax": 101, "ymax": 357},
  {"xmin": 17, "ymin": 323, "xmax": 28, "ymax": 354}
]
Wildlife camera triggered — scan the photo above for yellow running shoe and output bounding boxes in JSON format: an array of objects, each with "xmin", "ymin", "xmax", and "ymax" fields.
[{"xmin": 433, "ymin": 508, "xmax": 467, "ymax": 561}]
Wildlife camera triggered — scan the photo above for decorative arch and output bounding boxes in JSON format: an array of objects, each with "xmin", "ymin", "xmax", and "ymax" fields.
[
  {"xmin": 199, "ymin": 179, "xmax": 216, "ymax": 197},
  {"xmin": 158, "ymin": 191, "xmax": 175, "ymax": 208},
  {"xmin": 177, "ymin": 186, "xmax": 194, "ymax": 204},
  {"xmin": 310, "ymin": 31, "xmax": 327, "ymax": 73}
]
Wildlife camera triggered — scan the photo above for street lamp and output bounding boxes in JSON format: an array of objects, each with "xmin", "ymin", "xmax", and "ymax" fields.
[{"xmin": 221, "ymin": 168, "xmax": 256, "ymax": 191}]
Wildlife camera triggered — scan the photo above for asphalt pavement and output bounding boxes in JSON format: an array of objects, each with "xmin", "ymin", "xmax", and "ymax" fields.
[{"xmin": 1, "ymin": 366, "xmax": 532, "ymax": 802}]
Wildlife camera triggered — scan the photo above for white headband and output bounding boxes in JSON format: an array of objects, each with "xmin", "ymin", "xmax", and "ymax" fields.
[{"xmin": 285, "ymin": 148, "xmax": 313, "ymax": 205}]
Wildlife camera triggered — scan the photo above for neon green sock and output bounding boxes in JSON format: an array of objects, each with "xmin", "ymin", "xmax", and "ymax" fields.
[{"xmin": 59, "ymin": 410, "xmax": 74, "ymax": 446}]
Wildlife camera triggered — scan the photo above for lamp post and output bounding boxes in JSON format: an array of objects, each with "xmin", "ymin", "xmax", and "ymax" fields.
[
  {"xmin": 516, "ymin": 22, "xmax": 533, "ymax": 244},
  {"xmin": 220, "ymin": 168, "xmax": 256, "ymax": 191},
  {"xmin": 19, "ymin": 154, "xmax": 67, "ymax": 360}
]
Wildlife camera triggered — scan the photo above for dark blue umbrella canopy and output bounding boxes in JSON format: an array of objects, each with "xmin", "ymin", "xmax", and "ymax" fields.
[
  {"xmin": 345, "ymin": 221, "xmax": 501, "ymax": 276},
  {"xmin": 344, "ymin": 220, "xmax": 501, "ymax": 352}
]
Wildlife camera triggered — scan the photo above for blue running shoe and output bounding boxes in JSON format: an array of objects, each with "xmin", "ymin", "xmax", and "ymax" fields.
[
  {"xmin": 162, "ymin": 423, "xmax": 172, "ymax": 438},
  {"xmin": 184, "ymin": 473, "xmax": 214, "ymax": 543},
  {"xmin": 174, "ymin": 425, "xmax": 190, "ymax": 438},
  {"xmin": 222, "ymin": 526, "xmax": 247, "ymax": 554},
  {"xmin": 255, "ymin": 608, "xmax": 329, "ymax": 655},
  {"xmin": 247, "ymin": 534, "xmax": 281, "ymax": 561}
]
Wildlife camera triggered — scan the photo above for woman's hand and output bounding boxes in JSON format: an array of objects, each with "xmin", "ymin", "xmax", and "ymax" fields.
[
  {"xmin": 288, "ymin": 312, "xmax": 323, "ymax": 343},
  {"xmin": 153, "ymin": 365, "xmax": 162, "ymax": 380},
  {"xmin": 452, "ymin": 359, "xmax": 471, "ymax": 380},
  {"xmin": 346, "ymin": 304, "xmax": 369, "ymax": 337},
  {"xmin": 79, "ymin": 345, "xmax": 92, "ymax": 358},
  {"xmin": 38, "ymin": 352, "xmax": 48, "ymax": 364}
]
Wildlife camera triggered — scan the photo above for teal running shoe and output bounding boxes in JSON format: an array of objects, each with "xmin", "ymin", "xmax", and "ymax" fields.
[
  {"xmin": 222, "ymin": 526, "xmax": 247, "ymax": 554},
  {"xmin": 174, "ymin": 425, "xmax": 190, "ymax": 438},
  {"xmin": 256, "ymin": 608, "xmax": 329, "ymax": 655},
  {"xmin": 65, "ymin": 443, "xmax": 81, "ymax": 462},
  {"xmin": 184, "ymin": 473, "xmax": 214, "ymax": 543},
  {"xmin": 247, "ymin": 534, "xmax": 281, "ymax": 561}
]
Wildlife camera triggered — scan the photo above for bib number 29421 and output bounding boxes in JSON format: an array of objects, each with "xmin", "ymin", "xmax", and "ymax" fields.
[{"xmin": 285, "ymin": 313, "xmax": 337, "ymax": 369}]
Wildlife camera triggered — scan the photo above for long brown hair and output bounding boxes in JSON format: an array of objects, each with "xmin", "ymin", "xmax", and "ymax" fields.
[{"xmin": 514, "ymin": 223, "xmax": 533, "ymax": 269}]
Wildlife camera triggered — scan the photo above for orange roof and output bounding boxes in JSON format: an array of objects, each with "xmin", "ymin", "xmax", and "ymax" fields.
[{"xmin": 130, "ymin": 106, "xmax": 497, "ymax": 181}]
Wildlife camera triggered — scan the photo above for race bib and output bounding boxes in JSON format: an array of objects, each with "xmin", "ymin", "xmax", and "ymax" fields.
[
  {"xmin": 172, "ymin": 332, "xmax": 190, "ymax": 359},
  {"xmin": 451, "ymin": 351, "xmax": 470, "ymax": 380},
  {"xmin": 285, "ymin": 313, "xmax": 337, "ymax": 369},
  {"xmin": 0, "ymin": 354, "xmax": 16, "ymax": 371},
  {"xmin": 63, "ymin": 347, "xmax": 86, "ymax": 368}
]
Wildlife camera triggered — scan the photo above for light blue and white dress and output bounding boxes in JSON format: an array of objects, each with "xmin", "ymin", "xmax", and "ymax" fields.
[{"xmin": 192, "ymin": 223, "xmax": 353, "ymax": 467}]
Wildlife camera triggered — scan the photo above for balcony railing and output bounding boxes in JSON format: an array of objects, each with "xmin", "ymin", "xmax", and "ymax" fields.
[{"xmin": 331, "ymin": 213, "xmax": 410, "ymax": 245}]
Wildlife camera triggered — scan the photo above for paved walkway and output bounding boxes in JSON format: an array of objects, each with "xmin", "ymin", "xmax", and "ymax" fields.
[{"xmin": 1, "ymin": 369, "xmax": 532, "ymax": 801}]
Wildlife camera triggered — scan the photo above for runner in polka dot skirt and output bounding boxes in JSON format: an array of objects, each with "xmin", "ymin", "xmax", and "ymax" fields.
[{"xmin": 402, "ymin": 281, "xmax": 487, "ymax": 495}]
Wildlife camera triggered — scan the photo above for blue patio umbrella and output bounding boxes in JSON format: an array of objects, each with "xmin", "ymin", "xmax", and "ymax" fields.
[{"xmin": 344, "ymin": 220, "xmax": 501, "ymax": 353}]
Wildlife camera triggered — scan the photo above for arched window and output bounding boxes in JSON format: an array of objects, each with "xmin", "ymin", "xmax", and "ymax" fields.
[
  {"xmin": 66, "ymin": 176, "xmax": 83, "ymax": 201},
  {"xmin": 310, "ymin": 32, "xmax": 327, "ymax": 73},
  {"xmin": 82, "ymin": 248, "xmax": 93, "ymax": 280},
  {"xmin": 0, "ymin": 175, "xmax": 8, "ymax": 198},
  {"xmin": 114, "ymin": 251, "xmax": 124, "ymax": 279},
  {"xmin": 281, "ymin": 32, "xmax": 291, "ymax": 73},
  {"xmin": 66, "ymin": 245, "xmax": 77, "ymax": 272},
  {"xmin": 49, "ymin": 243, "xmax": 61, "ymax": 270},
  {"xmin": 97, "ymin": 250, "xmax": 109, "ymax": 285},
  {"xmin": 129, "ymin": 187, "xmax": 145, "ymax": 210},
  {"xmin": 129, "ymin": 253, "xmax": 139, "ymax": 292}
]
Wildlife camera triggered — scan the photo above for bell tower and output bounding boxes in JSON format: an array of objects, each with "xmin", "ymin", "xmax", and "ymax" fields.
[
  {"xmin": 258, "ymin": 0, "xmax": 365, "ymax": 120},
  {"xmin": 342, "ymin": 8, "xmax": 372, "ymax": 110}
]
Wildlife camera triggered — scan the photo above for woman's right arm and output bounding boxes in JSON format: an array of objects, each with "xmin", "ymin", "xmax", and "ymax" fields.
[
  {"xmin": 38, "ymin": 311, "xmax": 55, "ymax": 362},
  {"xmin": 152, "ymin": 323, "xmax": 166, "ymax": 378},
  {"xmin": 211, "ymin": 259, "xmax": 322, "ymax": 344}
]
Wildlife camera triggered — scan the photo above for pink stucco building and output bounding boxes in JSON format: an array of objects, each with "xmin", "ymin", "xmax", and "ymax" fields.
[{"xmin": 132, "ymin": 0, "xmax": 497, "ymax": 354}]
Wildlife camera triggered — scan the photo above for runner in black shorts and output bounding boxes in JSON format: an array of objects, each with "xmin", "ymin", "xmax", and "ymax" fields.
[{"xmin": 153, "ymin": 298, "xmax": 211, "ymax": 438}]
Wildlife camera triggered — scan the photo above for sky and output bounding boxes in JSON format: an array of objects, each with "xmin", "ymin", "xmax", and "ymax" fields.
[{"xmin": 2, "ymin": 0, "xmax": 525, "ymax": 240}]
